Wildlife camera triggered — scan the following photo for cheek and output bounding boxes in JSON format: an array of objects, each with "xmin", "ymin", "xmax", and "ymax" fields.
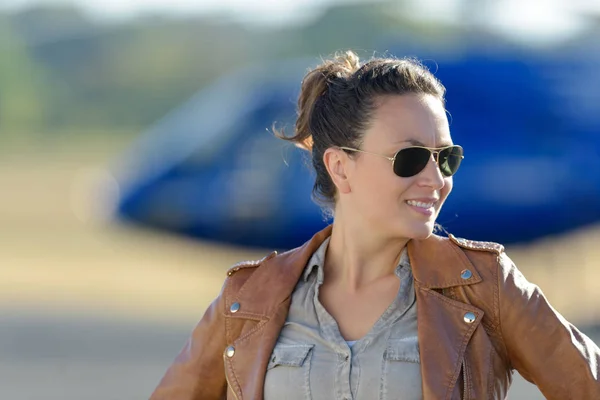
[
  {"xmin": 358, "ymin": 163, "xmax": 390, "ymax": 188},
  {"xmin": 358, "ymin": 169, "xmax": 405, "ymax": 205}
]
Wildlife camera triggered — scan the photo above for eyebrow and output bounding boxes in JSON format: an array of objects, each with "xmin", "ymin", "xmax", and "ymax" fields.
[{"xmin": 395, "ymin": 139, "xmax": 454, "ymax": 148}]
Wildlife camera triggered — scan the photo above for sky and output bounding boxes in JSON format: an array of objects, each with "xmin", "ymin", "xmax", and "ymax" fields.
[
  {"xmin": 0, "ymin": 0, "xmax": 598, "ymax": 44},
  {"xmin": 0, "ymin": 0, "xmax": 365, "ymax": 24}
]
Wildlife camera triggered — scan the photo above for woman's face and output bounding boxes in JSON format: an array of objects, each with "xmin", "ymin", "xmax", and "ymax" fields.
[{"xmin": 343, "ymin": 93, "xmax": 454, "ymax": 240}]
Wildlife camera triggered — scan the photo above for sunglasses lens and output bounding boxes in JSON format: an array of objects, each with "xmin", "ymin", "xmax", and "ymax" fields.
[
  {"xmin": 393, "ymin": 147, "xmax": 431, "ymax": 177},
  {"xmin": 438, "ymin": 146, "xmax": 463, "ymax": 177},
  {"xmin": 393, "ymin": 146, "xmax": 464, "ymax": 178}
]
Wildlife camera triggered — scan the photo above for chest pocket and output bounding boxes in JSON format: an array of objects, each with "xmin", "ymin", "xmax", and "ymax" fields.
[
  {"xmin": 381, "ymin": 337, "xmax": 423, "ymax": 400},
  {"xmin": 264, "ymin": 343, "xmax": 314, "ymax": 400}
]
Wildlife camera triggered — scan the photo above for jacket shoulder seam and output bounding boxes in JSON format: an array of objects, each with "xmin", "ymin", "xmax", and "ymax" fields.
[
  {"xmin": 448, "ymin": 234, "xmax": 505, "ymax": 255},
  {"xmin": 226, "ymin": 251, "xmax": 278, "ymax": 276},
  {"xmin": 226, "ymin": 260, "xmax": 261, "ymax": 276}
]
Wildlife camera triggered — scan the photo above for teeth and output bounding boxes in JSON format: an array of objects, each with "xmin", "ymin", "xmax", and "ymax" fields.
[{"xmin": 407, "ymin": 200, "xmax": 435, "ymax": 208}]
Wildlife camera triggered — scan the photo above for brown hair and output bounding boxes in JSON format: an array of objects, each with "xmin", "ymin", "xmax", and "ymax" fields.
[{"xmin": 276, "ymin": 50, "xmax": 446, "ymax": 215}]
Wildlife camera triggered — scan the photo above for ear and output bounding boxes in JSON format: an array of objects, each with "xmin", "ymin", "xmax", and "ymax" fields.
[{"xmin": 323, "ymin": 148, "xmax": 352, "ymax": 194}]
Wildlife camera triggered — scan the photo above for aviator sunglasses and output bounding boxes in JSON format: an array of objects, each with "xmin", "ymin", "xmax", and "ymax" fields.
[{"xmin": 339, "ymin": 144, "xmax": 464, "ymax": 178}]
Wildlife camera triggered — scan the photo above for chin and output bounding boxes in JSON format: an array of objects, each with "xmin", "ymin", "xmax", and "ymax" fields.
[{"xmin": 405, "ymin": 222, "xmax": 436, "ymax": 240}]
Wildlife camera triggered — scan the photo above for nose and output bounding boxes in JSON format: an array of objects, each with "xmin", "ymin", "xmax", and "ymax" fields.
[{"xmin": 418, "ymin": 153, "xmax": 445, "ymax": 189}]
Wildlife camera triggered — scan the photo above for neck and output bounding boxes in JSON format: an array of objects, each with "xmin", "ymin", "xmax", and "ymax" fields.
[{"xmin": 324, "ymin": 217, "xmax": 409, "ymax": 292}]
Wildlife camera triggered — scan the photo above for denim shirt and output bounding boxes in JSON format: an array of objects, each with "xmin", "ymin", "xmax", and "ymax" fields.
[{"xmin": 264, "ymin": 237, "xmax": 422, "ymax": 400}]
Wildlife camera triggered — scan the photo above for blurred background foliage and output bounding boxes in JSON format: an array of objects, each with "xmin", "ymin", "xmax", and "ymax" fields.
[{"xmin": 3, "ymin": 1, "xmax": 595, "ymax": 136}]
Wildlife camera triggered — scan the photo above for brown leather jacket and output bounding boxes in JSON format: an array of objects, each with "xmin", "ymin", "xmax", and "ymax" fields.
[{"xmin": 150, "ymin": 225, "xmax": 600, "ymax": 399}]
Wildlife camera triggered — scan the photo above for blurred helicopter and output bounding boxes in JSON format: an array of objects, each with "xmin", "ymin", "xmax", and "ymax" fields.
[{"xmin": 112, "ymin": 48, "xmax": 600, "ymax": 250}]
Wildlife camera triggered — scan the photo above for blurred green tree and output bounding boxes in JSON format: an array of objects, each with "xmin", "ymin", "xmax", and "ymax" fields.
[
  {"xmin": 0, "ymin": 2, "xmax": 502, "ymax": 134},
  {"xmin": 0, "ymin": 16, "xmax": 49, "ymax": 134}
]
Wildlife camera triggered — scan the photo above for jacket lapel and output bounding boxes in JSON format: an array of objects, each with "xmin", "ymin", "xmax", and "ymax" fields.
[
  {"xmin": 225, "ymin": 225, "xmax": 333, "ymax": 399},
  {"xmin": 414, "ymin": 284, "xmax": 484, "ymax": 399},
  {"xmin": 408, "ymin": 236, "xmax": 485, "ymax": 400}
]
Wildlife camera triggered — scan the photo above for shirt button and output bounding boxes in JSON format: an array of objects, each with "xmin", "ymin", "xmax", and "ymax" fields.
[
  {"xmin": 225, "ymin": 346, "xmax": 235, "ymax": 358},
  {"xmin": 230, "ymin": 302, "xmax": 240, "ymax": 313},
  {"xmin": 344, "ymin": 354, "xmax": 349, "ymax": 361}
]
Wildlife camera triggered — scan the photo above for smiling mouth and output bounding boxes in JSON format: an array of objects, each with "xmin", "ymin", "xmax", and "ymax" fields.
[{"xmin": 405, "ymin": 200, "xmax": 436, "ymax": 209}]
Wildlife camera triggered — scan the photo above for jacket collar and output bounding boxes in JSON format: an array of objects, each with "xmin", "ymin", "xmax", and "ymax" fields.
[
  {"xmin": 231, "ymin": 225, "xmax": 332, "ymax": 318},
  {"xmin": 407, "ymin": 232, "xmax": 482, "ymax": 289},
  {"xmin": 232, "ymin": 224, "xmax": 482, "ymax": 318}
]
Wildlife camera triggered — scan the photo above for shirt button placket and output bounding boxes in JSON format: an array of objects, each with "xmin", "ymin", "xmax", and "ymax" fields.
[{"xmin": 338, "ymin": 351, "xmax": 352, "ymax": 400}]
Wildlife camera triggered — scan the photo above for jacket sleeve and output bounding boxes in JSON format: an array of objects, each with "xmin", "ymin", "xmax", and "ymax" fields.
[
  {"xmin": 149, "ymin": 282, "xmax": 228, "ymax": 400},
  {"xmin": 497, "ymin": 252, "xmax": 600, "ymax": 399}
]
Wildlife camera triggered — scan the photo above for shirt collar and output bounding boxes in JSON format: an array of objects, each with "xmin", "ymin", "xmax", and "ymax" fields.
[
  {"xmin": 303, "ymin": 236, "xmax": 329, "ymax": 283},
  {"xmin": 302, "ymin": 237, "xmax": 412, "ymax": 283}
]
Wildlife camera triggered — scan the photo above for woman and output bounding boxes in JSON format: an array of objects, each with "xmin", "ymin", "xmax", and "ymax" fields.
[{"xmin": 150, "ymin": 51, "xmax": 600, "ymax": 399}]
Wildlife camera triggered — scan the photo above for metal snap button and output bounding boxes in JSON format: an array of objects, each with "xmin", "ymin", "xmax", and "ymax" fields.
[
  {"xmin": 230, "ymin": 302, "xmax": 240, "ymax": 313},
  {"xmin": 460, "ymin": 269, "xmax": 473, "ymax": 280},
  {"xmin": 463, "ymin": 312, "xmax": 476, "ymax": 324},
  {"xmin": 225, "ymin": 346, "xmax": 235, "ymax": 358}
]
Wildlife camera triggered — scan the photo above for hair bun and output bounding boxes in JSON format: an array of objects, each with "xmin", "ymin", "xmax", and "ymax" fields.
[
  {"xmin": 274, "ymin": 51, "xmax": 362, "ymax": 152},
  {"xmin": 326, "ymin": 50, "xmax": 360, "ymax": 79}
]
